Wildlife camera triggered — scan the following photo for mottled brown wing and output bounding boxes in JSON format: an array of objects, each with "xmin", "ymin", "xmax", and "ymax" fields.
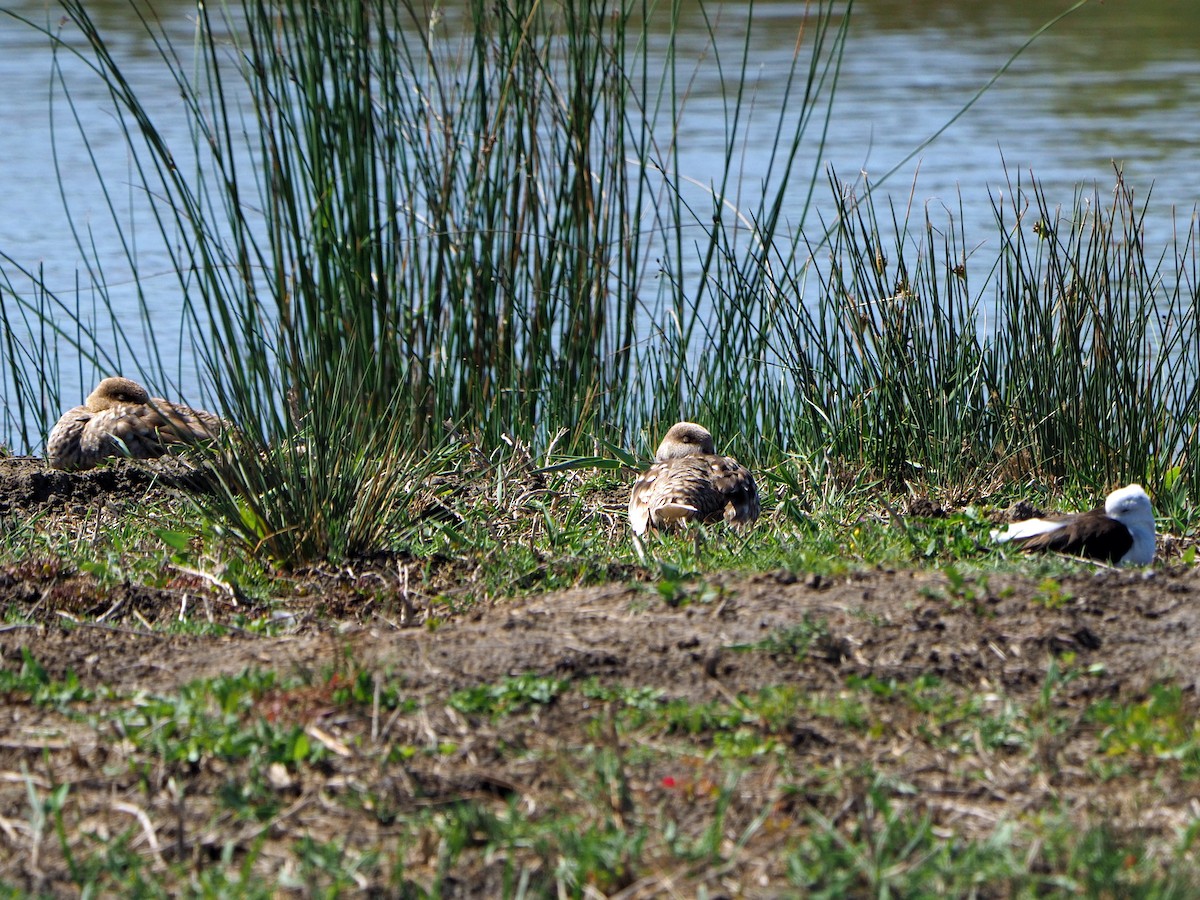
[
  {"xmin": 45, "ymin": 405, "xmax": 93, "ymax": 470},
  {"xmin": 1014, "ymin": 514, "xmax": 1132, "ymax": 564},
  {"xmin": 147, "ymin": 398, "xmax": 224, "ymax": 445},
  {"xmin": 706, "ymin": 455, "xmax": 760, "ymax": 527},
  {"xmin": 72, "ymin": 401, "xmax": 219, "ymax": 464},
  {"xmin": 628, "ymin": 468, "xmax": 656, "ymax": 535},
  {"xmin": 79, "ymin": 405, "xmax": 171, "ymax": 461},
  {"xmin": 628, "ymin": 455, "xmax": 759, "ymax": 534},
  {"xmin": 46, "ymin": 397, "xmax": 224, "ymax": 471}
]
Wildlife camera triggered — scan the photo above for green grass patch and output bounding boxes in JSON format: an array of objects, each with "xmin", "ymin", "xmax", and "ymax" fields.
[
  {"xmin": 1088, "ymin": 683, "xmax": 1200, "ymax": 775},
  {"xmin": 0, "ymin": 648, "xmax": 95, "ymax": 709},
  {"xmin": 449, "ymin": 674, "xmax": 569, "ymax": 718},
  {"xmin": 114, "ymin": 671, "xmax": 321, "ymax": 767},
  {"xmin": 730, "ymin": 615, "xmax": 831, "ymax": 661},
  {"xmin": 6, "ymin": 651, "xmax": 1200, "ymax": 894}
]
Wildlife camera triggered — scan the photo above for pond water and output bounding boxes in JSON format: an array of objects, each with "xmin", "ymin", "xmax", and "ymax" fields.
[{"xmin": 1, "ymin": 0, "xmax": 1198, "ymax": 449}]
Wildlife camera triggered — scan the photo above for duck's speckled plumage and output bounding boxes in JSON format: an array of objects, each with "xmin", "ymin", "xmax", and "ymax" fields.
[
  {"xmin": 628, "ymin": 422, "xmax": 760, "ymax": 535},
  {"xmin": 46, "ymin": 377, "xmax": 225, "ymax": 471}
]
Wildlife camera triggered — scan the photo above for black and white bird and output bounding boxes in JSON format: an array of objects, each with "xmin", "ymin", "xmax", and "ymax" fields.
[
  {"xmin": 989, "ymin": 483, "xmax": 1155, "ymax": 566},
  {"xmin": 628, "ymin": 422, "xmax": 760, "ymax": 535},
  {"xmin": 46, "ymin": 376, "xmax": 225, "ymax": 471}
]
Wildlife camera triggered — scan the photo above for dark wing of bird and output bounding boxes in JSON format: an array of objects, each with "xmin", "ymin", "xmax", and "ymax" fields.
[{"xmin": 1013, "ymin": 513, "xmax": 1132, "ymax": 564}]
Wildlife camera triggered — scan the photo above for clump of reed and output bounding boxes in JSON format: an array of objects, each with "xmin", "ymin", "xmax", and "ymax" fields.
[
  {"xmin": 781, "ymin": 171, "xmax": 1200, "ymax": 499},
  {"xmin": 0, "ymin": 0, "xmax": 847, "ymax": 563},
  {"xmin": 2, "ymin": 0, "xmax": 1200, "ymax": 564}
]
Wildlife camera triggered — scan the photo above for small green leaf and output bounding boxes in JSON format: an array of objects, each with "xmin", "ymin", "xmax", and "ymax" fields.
[
  {"xmin": 154, "ymin": 528, "xmax": 193, "ymax": 553},
  {"xmin": 291, "ymin": 731, "xmax": 310, "ymax": 762},
  {"xmin": 20, "ymin": 648, "xmax": 49, "ymax": 685},
  {"xmin": 596, "ymin": 438, "xmax": 639, "ymax": 468}
]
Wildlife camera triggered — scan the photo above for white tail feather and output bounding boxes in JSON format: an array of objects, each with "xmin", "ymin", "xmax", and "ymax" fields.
[
  {"xmin": 990, "ymin": 518, "xmax": 1066, "ymax": 543},
  {"xmin": 655, "ymin": 503, "xmax": 698, "ymax": 522}
]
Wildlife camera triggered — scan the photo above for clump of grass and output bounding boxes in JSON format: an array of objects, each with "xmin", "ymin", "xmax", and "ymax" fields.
[
  {"xmin": 0, "ymin": 648, "xmax": 94, "ymax": 709},
  {"xmin": 731, "ymin": 615, "xmax": 831, "ymax": 661},
  {"xmin": 1087, "ymin": 682, "xmax": 1200, "ymax": 775},
  {"xmin": 449, "ymin": 673, "xmax": 568, "ymax": 718},
  {"xmin": 198, "ymin": 397, "xmax": 454, "ymax": 566},
  {"xmin": 774, "ymin": 170, "xmax": 1200, "ymax": 497}
]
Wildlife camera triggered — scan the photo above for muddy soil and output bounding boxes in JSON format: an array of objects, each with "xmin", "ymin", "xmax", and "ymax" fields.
[{"xmin": 1, "ymin": 456, "xmax": 1198, "ymax": 894}]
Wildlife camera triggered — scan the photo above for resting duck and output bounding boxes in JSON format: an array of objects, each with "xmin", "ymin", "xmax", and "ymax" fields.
[
  {"xmin": 46, "ymin": 376, "xmax": 225, "ymax": 471},
  {"xmin": 628, "ymin": 421, "xmax": 760, "ymax": 535},
  {"xmin": 989, "ymin": 483, "xmax": 1155, "ymax": 566}
]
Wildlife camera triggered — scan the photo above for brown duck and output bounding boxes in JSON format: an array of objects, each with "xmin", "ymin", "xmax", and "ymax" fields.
[
  {"xmin": 628, "ymin": 421, "xmax": 760, "ymax": 535},
  {"xmin": 46, "ymin": 376, "xmax": 225, "ymax": 471}
]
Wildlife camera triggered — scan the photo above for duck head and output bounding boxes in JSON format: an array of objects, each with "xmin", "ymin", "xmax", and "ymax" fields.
[
  {"xmin": 87, "ymin": 377, "xmax": 151, "ymax": 410},
  {"xmin": 654, "ymin": 422, "xmax": 716, "ymax": 460}
]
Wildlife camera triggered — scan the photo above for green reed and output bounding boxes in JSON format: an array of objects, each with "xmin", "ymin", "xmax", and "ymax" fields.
[
  {"xmin": 0, "ymin": 0, "xmax": 845, "ymax": 561},
  {"xmin": 1, "ymin": 0, "xmax": 845, "ymax": 441},
  {"xmin": 769, "ymin": 170, "xmax": 1200, "ymax": 502},
  {"xmin": 3, "ymin": 0, "xmax": 1200, "ymax": 564}
]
